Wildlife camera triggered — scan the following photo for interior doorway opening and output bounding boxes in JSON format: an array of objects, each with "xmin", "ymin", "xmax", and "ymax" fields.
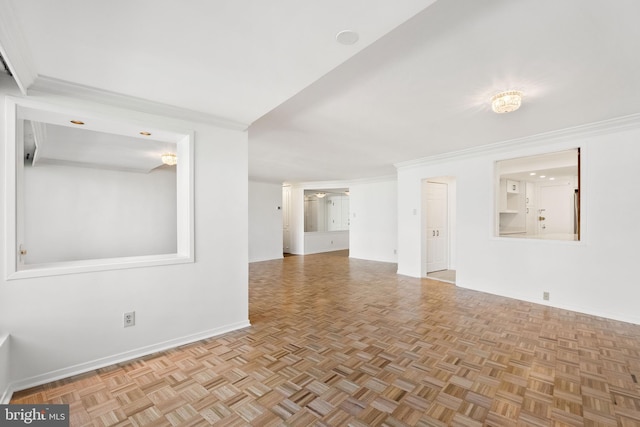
[{"xmin": 422, "ymin": 177, "xmax": 457, "ymax": 284}]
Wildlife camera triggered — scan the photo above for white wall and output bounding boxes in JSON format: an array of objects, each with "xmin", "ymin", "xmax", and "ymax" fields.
[
  {"xmin": 24, "ymin": 165, "xmax": 176, "ymax": 264},
  {"xmin": 286, "ymin": 179, "xmax": 398, "ymax": 259},
  {"xmin": 304, "ymin": 230, "xmax": 349, "ymax": 254},
  {"xmin": 349, "ymin": 178, "xmax": 398, "ymax": 263},
  {"xmin": 248, "ymin": 181, "xmax": 283, "ymax": 262},
  {"xmin": 0, "ymin": 82, "xmax": 249, "ymax": 392},
  {"xmin": 397, "ymin": 119, "xmax": 640, "ymax": 325},
  {"xmin": 288, "ymin": 183, "xmax": 352, "ymax": 255}
]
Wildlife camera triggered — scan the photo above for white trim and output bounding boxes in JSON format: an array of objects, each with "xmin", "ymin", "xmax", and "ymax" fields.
[
  {"xmin": 0, "ymin": 335, "xmax": 10, "ymax": 404},
  {"xmin": 4, "ymin": 97, "xmax": 196, "ymax": 279},
  {"xmin": 0, "ymin": 1, "xmax": 38, "ymax": 94},
  {"xmin": 456, "ymin": 281, "xmax": 640, "ymax": 326},
  {"xmin": 29, "ymin": 76, "xmax": 248, "ymax": 131},
  {"xmin": 285, "ymin": 174, "xmax": 397, "ymax": 188},
  {"xmin": 7, "ymin": 254, "xmax": 194, "ymax": 280},
  {"xmin": 4, "ymin": 98, "xmax": 18, "ymax": 279},
  {"xmin": 395, "ymin": 113, "xmax": 640, "ymax": 171},
  {"xmin": 6, "ymin": 320, "xmax": 251, "ymax": 400}
]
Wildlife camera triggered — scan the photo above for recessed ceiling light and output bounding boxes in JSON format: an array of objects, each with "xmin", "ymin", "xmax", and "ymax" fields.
[
  {"xmin": 336, "ymin": 30, "xmax": 359, "ymax": 45},
  {"xmin": 490, "ymin": 90, "xmax": 523, "ymax": 113},
  {"xmin": 540, "ymin": 175, "xmax": 546, "ymax": 178},
  {"xmin": 529, "ymin": 172, "xmax": 536, "ymax": 176},
  {"xmin": 140, "ymin": 131, "xmax": 152, "ymax": 136},
  {"xmin": 549, "ymin": 177, "xmax": 555, "ymax": 180},
  {"xmin": 70, "ymin": 120, "xmax": 85, "ymax": 125}
]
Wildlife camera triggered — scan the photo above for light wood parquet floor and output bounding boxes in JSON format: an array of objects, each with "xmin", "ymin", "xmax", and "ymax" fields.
[{"xmin": 11, "ymin": 250, "xmax": 640, "ymax": 426}]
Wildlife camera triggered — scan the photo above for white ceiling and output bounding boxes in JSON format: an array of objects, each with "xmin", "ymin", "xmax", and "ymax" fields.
[
  {"xmin": 2, "ymin": 0, "xmax": 640, "ymax": 183},
  {"xmin": 24, "ymin": 120, "xmax": 176, "ymax": 173}
]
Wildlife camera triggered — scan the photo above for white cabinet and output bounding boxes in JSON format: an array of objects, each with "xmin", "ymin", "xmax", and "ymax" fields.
[
  {"xmin": 499, "ymin": 179, "xmax": 523, "ymax": 213},
  {"xmin": 327, "ymin": 195, "xmax": 349, "ymax": 231},
  {"xmin": 506, "ymin": 180, "xmax": 520, "ymax": 194},
  {"xmin": 525, "ymin": 182, "xmax": 537, "ymax": 235},
  {"xmin": 499, "ymin": 179, "xmax": 526, "ymax": 234}
]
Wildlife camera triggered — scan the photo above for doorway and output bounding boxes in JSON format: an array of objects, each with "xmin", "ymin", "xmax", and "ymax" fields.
[{"xmin": 422, "ymin": 177, "xmax": 456, "ymax": 283}]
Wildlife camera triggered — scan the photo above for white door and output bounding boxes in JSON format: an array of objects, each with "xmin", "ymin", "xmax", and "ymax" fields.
[
  {"xmin": 539, "ymin": 184, "xmax": 574, "ymax": 236},
  {"xmin": 426, "ymin": 182, "xmax": 448, "ymax": 273}
]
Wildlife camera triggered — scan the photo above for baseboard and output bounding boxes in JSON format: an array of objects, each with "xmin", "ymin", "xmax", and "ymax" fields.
[
  {"xmin": 0, "ymin": 334, "xmax": 11, "ymax": 404},
  {"xmin": 7, "ymin": 320, "xmax": 251, "ymax": 398},
  {"xmin": 1, "ymin": 385, "xmax": 14, "ymax": 404},
  {"xmin": 456, "ymin": 281, "xmax": 640, "ymax": 326}
]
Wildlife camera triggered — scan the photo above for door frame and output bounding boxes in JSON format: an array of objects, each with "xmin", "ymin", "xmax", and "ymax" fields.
[{"xmin": 421, "ymin": 176, "xmax": 456, "ymax": 278}]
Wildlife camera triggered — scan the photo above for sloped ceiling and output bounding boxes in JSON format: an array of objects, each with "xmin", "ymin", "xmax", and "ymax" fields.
[{"xmin": 2, "ymin": 0, "xmax": 640, "ymax": 183}]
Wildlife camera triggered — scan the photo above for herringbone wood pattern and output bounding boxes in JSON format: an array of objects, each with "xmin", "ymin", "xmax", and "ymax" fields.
[{"xmin": 11, "ymin": 251, "xmax": 640, "ymax": 426}]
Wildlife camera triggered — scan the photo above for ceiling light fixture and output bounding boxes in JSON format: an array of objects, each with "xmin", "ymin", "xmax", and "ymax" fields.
[
  {"xmin": 140, "ymin": 131, "xmax": 152, "ymax": 136},
  {"xmin": 70, "ymin": 120, "xmax": 85, "ymax": 125},
  {"xmin": 336, "ymin": 30, "xmax": 359, "ymax": 45},
  {"xmin": 491, "ymin": 90, "xmax": 523, "ymax": 114},
  {"xmin": 315, "ymin": 192, "xmax": 327, "ymax": 198},
  {"xmin": 161, "ymin": 153, "xmax": 177, "ymax": 166}
]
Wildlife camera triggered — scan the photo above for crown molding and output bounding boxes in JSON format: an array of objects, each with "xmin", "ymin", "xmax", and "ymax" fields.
[
  {"xmin": 285, "ymin": 174, "xmax": 397, "ymax": 188},
  {"xmin": 0, "ymin": 1, "xmax": 38, "ymax": 94},
  {"xmin": 28, "ymin": 76, "xmax": 249, "ymax": 131},
  {"xmin": 395, "ymin": 113, "xmax": 640, "ymax": 170}
]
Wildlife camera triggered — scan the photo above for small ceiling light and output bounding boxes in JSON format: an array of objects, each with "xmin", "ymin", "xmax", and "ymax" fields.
[
  {"xmin": 161, "ymin": 153, "xmax": 177, "ymax": 166},
  {"xmin": 315, "ymin": 192, "xmax": 327, "ymax": 198},
  {"xmin": 540, "ymin": 175, "xmax": 546, "ymax": 178},
  {"xmin": 344, "ymin": 191, "xmax": 350, "ymax": 196},
  {"xmin": 70, "ymin": 120, "xmax": 85, "ymax": 125},
  {"xmin": 491, "ymin": 90, "xmax": 523, "ymax": 114},
  {"xmin": 549, "ymin": 177, "xmax": 555, "ymax": 180},
  {"xmin": 529, "ymin": 172, "xmax": 536, "ymax": 176},
  {"xmin": 140, "ymin": 131, "xmax": 152, "ymax": 136},
  {"xmin": 336, "ymin": 30, "xmax": 359, "ymax": 45}
]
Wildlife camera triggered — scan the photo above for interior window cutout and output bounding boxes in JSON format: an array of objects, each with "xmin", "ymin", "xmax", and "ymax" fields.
[
  {"xmin": 496, "ymin": 149, "xmax": 580, "ymax": 241},
  {"xmin": 304, "ymin": 189, "xmax": 350, "ymax": 232},
  {"xmin": 4, "ymin": 99, "xmax": 194, "ymax": 279}
]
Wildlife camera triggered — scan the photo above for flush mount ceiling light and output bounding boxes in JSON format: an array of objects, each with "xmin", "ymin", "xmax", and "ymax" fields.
[
  {"xmin": 161, "ymin": 153, "xmax": 177, "ymax": 166},
  {"xmin": 491, "ymin": 90, "xmax": 523, "ymax": 114},
  {"xmin": 315, "ymin": 192, "xmax": 327, "ymax": 198},
  {"xmin": 140, "ymin": 131, "xmax": 152, "ymax": 136},
  {"xmin": 336, "ymin": 30, "xmax": 359, "ymax": 45},
  {"xmin": 70, "ymin": 120, "xmax": 85, "ymax": 125}
]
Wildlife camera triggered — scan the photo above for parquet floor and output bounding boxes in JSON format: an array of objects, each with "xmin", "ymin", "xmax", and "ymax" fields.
[{"xmin": 11, "ymin": 251, "xmax": 640, "ymax": 426}]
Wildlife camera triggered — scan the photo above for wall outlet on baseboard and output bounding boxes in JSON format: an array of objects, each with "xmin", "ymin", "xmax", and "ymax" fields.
[
  {"xmin": 543, "ymin": 292, "xmax": 550, "ymax": 301},
  {"xmin": 124, "ymin": 311, "xmax": 135, "ymax": 327}
]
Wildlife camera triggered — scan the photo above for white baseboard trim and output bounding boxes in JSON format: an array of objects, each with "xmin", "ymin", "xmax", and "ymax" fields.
[
  {"xmin": 456, "ymin": 281, "xmax": 640, "ymax": 326},
  {"xmin": 0, "ymin": 334, "xmax": 11, "ymax": 404},
  {"xmin": 1, "ymin": 386, "xmax": 13, "ymax": 405},
  {"xmin": 5, "ymin": 320, "xmax": 251, "ymax": 401}
]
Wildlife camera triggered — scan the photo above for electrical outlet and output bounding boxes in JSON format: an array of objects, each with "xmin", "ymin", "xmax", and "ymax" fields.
[
  {"xmin": 124, "ymin": 311, "xmax": 135, "ymax": 327},
  {"xmin": 543, "ymin": 292, "xmax": 550, "ymax": 301}
]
